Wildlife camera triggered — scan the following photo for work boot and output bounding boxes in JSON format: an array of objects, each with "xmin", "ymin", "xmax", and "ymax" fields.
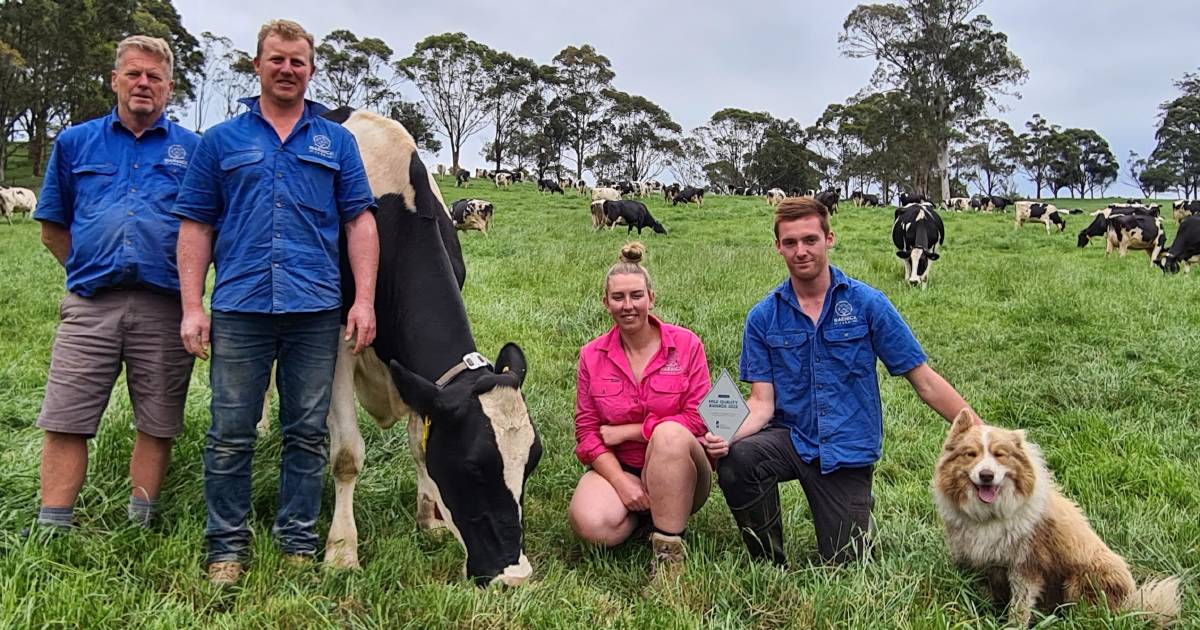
[
  {"xmin": 730, "ymin": 497, "xmax": 788, "ymax": 567},
  {"xmin": 648, "ymin": 532, "xmax": 686, "ymax": 587},
  {"xmin": 208, "ymin": 561, "xmax": 243, "ymax": 586}
]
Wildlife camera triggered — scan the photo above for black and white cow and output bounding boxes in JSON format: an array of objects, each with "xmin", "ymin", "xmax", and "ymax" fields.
[
  {"xmin": 494, "ymin": 172, "xmax": 513, "ymax": 188},
  {"xmin": 1172, "ymin": 200, "xmax": 1200, "ymax": 224},
  {"xmin": 815, "ymin": 188, "xmax": 840, "ymax": 214},
  {"xmin": 537, "ymin": 178, "xmax": 564, "ymax": 194},
  {"xmin": 663, "ymin": 182, "xmax": 680, "ymax": 201},
  {"xmin": 613, "ymin": 180, "xmax": 636, "ymax": 196},
  {"xmin": 892, "ymin": 202, "xmax": 945, "ymax": 286},
  {"xmin": 1013, "ymin": 201, "xmax": 1067, "ymax": 233},
  {"xmin": 672, "ymin": 186, "xmax": 705, "ymax": 206},
  {"xmin": 455, "ymin": 169, "xmax": 470, "ymax": 187},
  {"xmin": 986, "ymin": 195, "xmax": 1012, "ymax": 212},
  {"xmin": 1077, "ymin": 205, "xmax": 1158, "ymax": 247},
  {"xmin": 319, "ymin": 109, "xmax": 541, "ymax": 586},
  {"xmin": 898, "ymin": 191, "xmax": 927, "ymax": 206},
  {"xmin": 450, "ymin": 198, "xmax": 495, "ymax": 234},
  {"xmin": 943, "ymin": 197, "xmax": 969, "ymax": 211},
  {"xmin": 766, "ymin": 188, "xmax": 785, "ymax": 206},
  {"xmin": 968, "ymin": 194, "xmax": 987, "ymax": 211},
  {"xmin": 599, "ymin": 200, "xmax": 666, "ymax": 235},
  {"xmin": 850, "ymin": 191, "xmax": 881, "ymax": 207},
  {"xmin": 1105, "ymin": 212, "xmax": 1166, "ymax": 263},
  {"xmin": 1158, "ymin": 214, "xmax": 1200, "ymax": 273}
]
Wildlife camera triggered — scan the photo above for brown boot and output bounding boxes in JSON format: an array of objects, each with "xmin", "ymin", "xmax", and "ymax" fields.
[
  {"xmin": 648, "ymin": 532, "xmax": 686, "ymax": 587},
  {"xmin": 208, "ymin": 560, "xmax": 243, "ymax": 586}
]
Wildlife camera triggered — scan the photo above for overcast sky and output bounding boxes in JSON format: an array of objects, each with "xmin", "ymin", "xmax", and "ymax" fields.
[{"xmin": 173, "ymin": 0, "xmax": 1198, "ymax": 196}]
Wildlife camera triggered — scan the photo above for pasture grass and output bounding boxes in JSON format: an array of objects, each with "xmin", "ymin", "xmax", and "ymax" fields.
[{"xmin": 0, "ymin": 180, "xmax": 1197, "ymax": 629}]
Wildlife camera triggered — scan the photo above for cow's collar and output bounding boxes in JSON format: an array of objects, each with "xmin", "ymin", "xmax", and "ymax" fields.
[{"xmin": 435, "ymin": 352, "xmax": 493, "ymax": 388}]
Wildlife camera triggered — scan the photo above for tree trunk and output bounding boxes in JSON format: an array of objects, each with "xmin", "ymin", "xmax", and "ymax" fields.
[
  {"xmin": 938, "ymin": 143, "xmax": 951, "ymax": 203},
  {"xmin": 30, "ymin": 109, "xmax": 48, "ymax": 177}
]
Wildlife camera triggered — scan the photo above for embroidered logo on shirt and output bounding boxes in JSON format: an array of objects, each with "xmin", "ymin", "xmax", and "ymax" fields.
[
  {"xmin": 164, "ymin": 144, "xmax": 188, "ymax": 167},
  {"xmin": 309, "ymin": 134, "xmax": 334, "ymax": 158},
  {"xmin": 660, "ymin": 347, "xmax": 684, "ymax": 374},
  {"xmin": 832, "ymin": 300, "xmax": 858, "ymax": 325}
]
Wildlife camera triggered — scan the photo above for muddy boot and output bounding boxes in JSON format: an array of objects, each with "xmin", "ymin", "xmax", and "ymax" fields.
[
  {"xmin": 648, "ymin": 532, "xmax": 686, "ymax": 589},
  {"xmin": 730, "ymin": 496, "xmax": 788, "ymax": 567}
]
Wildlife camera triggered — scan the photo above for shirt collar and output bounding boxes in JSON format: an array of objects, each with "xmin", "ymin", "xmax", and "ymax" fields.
[
  {"xmin": 772, "ymin": 265, "xmax": 850, "ymax": 323},
  {"xmin": 238, "ymin": 95, "xmax": 331, "ymax": 120},
  {"xmin": 108, "ymin": 108, "xmax": 170, "ymax": 135}
]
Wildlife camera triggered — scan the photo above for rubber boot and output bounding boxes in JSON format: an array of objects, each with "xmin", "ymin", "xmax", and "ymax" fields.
[{"xmin": 730, "ymin": 494, "xmax": 788, "ymax": 567}]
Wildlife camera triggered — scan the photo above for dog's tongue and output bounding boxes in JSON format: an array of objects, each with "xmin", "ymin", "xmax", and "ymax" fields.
[{"xmin": 977, "ymin": 485, "xmax": 997, "ymax": 504}]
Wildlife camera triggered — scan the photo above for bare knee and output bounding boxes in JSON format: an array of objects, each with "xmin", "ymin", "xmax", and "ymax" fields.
[
  {"xmin": 646, "ymin": 421, "xmax": 695, "ymax": 459},
  {"xmin": 569, "ymin": 498, "xmax": 632, "ymax": 547}
]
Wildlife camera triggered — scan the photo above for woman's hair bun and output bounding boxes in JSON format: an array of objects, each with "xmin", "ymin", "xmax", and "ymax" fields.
[{"xmin": 619, "ymin": 241, "xmax": 645, "ymax": 264}]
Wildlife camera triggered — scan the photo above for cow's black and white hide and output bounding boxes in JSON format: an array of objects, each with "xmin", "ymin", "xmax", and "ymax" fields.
[
  {"xmin": 986, "ymin": 195, "xmax": 1012, "ymax": 212},
  {"xmin": 1104, "ymin": 212, "xmax": 1166, "ymax": 263},
  {"xmin": 450, "ymin": 198, "xmax": 495, "ymax": 234},
  {"xmin": 815, "ymin": 188, "xmax": 840, "ymax": 214},
  {"xmin": 1158, "ymin": 214, "xmax": 1200, "ymax": 274},
  {"xmin": 1077, "ymin": 205, "xmax": 1155, "ymax": 248},
  {"xmin": 899, "ymin": 191, "xmax": 927, "ymax": 206},
  {"xmin": 600, "ymin": 200, "xmax": 666, "ymax": 235},
  {"xmin": 316, "ymin": 108, "xmax": 541, "ymax": 587},
  {"xmin": 892, "ymin": 202, "xmax": 945, "ymax": 286},
  {"xmin": 537, "ymin": 178, "xmax": 564, "ymax": 194},
  {"xmin": 663, "ymin": 182, "xmax": 680, "ymax": 201},
  {"xmin": 455, "ymin": 169, "xmax": 470, "ymax": 187},
  {"xmin": 1172, "ymin": 200, "xmax": 1200, "ymax": 224},
  {"xmin": 1013, "ymin": 201, "xmax": 1067, "ymax": 233},
  {"xmin": 672, "ymin": 186, "xmax": 705, "ymax": 206}
]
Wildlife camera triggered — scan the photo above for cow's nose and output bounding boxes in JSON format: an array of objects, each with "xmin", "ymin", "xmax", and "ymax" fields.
[
  {"xmin": 489, "ymin": 554, "xmax": 532, "ymax": 587},
  {"xmin": 978, "ymin": 469, "xmax": 995, "ymax": 484}
]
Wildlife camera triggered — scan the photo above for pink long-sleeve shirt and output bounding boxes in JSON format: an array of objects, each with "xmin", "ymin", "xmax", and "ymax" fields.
[{"xmin": 574, "ymin": 316, "xmax": 712, "ymax": 468}]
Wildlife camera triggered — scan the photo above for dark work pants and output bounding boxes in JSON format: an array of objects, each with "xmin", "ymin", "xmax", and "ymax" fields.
[{"xmin": 717, "ymin": 424, "xmax": 874, "ymax": 565}]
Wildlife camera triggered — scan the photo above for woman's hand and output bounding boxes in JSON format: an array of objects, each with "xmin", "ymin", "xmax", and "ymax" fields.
[
  {"xmin": 614, "ymin": 475, "xmax": 650, "ymax": 512},
  {"xmin": 599, "ymin": 423, "xmax": 644, "ymax": 447}
]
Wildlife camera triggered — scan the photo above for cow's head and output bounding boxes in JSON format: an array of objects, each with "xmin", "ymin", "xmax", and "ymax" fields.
[
  {"xmin": 1077, "ymin": 211, "xmax": 1108, "ymax": 247},
  {"xmin": 387, "ymin": 344, "xmax": 542, "ymax": 587},
  {"xmin": 1050, "ymin": 212, "xmax": 1066, "ymax": 232},
  {"xmin": 897, "ymin": 247, "xmax": 937, "ymax": 284}
]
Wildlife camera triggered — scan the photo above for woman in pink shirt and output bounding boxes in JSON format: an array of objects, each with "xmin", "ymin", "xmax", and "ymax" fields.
[{"xmin": 568, "ymin": 242, "xmax": 712, "ymax": 583}]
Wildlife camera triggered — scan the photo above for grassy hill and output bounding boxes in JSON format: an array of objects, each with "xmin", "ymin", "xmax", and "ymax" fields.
[{"xmin": 0, "ymin": 180, "xmax": 1195, "ymax": 628}]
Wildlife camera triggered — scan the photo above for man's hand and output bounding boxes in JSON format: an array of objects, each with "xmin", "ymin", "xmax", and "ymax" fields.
[
  {"xmin": 702, "ymin": 432, "xmax": 730, "ymax": 459},
  {"xmin": 614, "ymin": 475, "xmax": 649, "ymax": 512},
  {"xmin": 180, "ymin": 308, "xmax": 211, "ymax": 359},
  {"xmin": 344, "ymin": 300, "xmax": 376, "ymax": 354}
]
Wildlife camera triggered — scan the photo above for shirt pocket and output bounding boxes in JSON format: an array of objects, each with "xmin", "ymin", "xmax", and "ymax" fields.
[
  {"xmin": 219, "ymin": 150, "xmax": 265, "ymax": 190},
  {"xmin": 70, "ymin": 163, "xmax": 117, "ymax": 215},
  {"xmin": 151, "ymin": 162, "xmax": 187, "ymax": 208},
  {"xmin": 296, "ymin": 153, "xmax": 341, "ymax": 213},
  {"xmin": 766, "ymin": 332, "xmax": 809, "ymax": 384},
  {"xmin": 823, "ymin": 324, "xmax": 873, "ymax": 378},
  {"xmin": 647, "ymin": 374, "xmax": 689, "ymax": 415},
  {"xmin": 588, "ymin": 379, "xmax": 634, "ymax": 423}
]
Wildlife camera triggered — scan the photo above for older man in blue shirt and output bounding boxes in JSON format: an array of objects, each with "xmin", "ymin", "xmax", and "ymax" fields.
[
  {"xmin": 703, "ymin": 197, "xmax": 973, "ymax": 566},
  {"xmin": 173, "ymin": 19, "xmax": 378, "ymax": 585},
  {"xmin": 32, "ymin": 36, "xmax": 197, "ymax": 531}
]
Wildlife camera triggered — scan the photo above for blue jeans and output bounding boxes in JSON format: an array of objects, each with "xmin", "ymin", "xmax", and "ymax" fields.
[{"xmin": 204, "ymin": 309, "xmax": 340, "ymax": 563}]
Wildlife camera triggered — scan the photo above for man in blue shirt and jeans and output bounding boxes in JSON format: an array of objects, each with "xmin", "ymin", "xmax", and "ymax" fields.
[
  {"xmin": 703, "ymin": 197, "xmax": 973, "ymax": 565},
  {"xmin": 173, "ymin": 19, "xmax": 379, "ymax": 585},
  {"xmin": 33, "ymin": 35, "xmax": 198, "ymax": 532}
]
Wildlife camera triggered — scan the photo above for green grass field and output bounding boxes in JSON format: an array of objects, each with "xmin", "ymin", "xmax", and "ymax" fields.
[{"xmin": 0, "ymin": 178, "xmax": 1196, "ymax": 628}]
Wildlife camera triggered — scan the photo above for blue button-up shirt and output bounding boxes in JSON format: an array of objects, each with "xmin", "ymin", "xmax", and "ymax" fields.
[
  {"xmin": 740, "ymin": 265, "xmax": 927, "ymax": 474},
  {"xmin": 34, "ymin": 109, "xmax": 199, "ymax": 297},
  {"xmin": 171, "ymin": 97, "xmax": 375, "ymax": 313}
]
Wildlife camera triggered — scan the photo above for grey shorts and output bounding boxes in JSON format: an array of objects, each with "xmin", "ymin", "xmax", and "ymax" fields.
[{"xmin": 37, "ymin": 289, "xmax": 195, "ymax": 439}]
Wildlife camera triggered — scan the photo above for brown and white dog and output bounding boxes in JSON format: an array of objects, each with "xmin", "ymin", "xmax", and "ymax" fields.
[{"xmin": 933, "ymin": 410, "xmax": 1180, "ymax": 626}]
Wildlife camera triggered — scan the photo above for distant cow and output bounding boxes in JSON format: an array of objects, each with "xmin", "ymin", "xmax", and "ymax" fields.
[
  {"xmin": 0, "ymin": 187, "xmax": 37, "ymax": 224},
  {"xmin": 575, "ymin": 180, "xmax": 589, "ymax": 196},
  {"xmin": 474, "ymin": 168, "xmax": 485, "ymax": 179},
  {"xmin": 1013, "ymin": 201, "xmax": 1067, "ymax": 233},
  {"xmin": 899, "ymin": 192, "xmax": 927, "ymax": 206},
  {"xmin": 892, "ymin": 203, "xmax": 945, "ymax": 286},
  {"xmin": 672, "ymin": 186, "xmax": 705, "ymax": 206},
  {"xmin": 766, "ymin": 188, "xmax": 786, "ymax": 206},
  {"xmin": 1172, "ymin": 200, "xmax": 1200, "ymax": 224},
  {"xmin": 968, "ymin": 194, "xmax": 987, "ymax": 211},
  {"xmin": 638, "ymin": 181, "xmax": 654, "ymax": 198},
  {"xmin": 850, "ymin": 191, "xmax": 881, "ymax": 207},
  {"xmin": 944, "ymin": 197, "xmax": 969, "ymax": 211},
  {"xmin": 455, "ymin": 169, "xmax": 470, "ymax": 187},
  {"xmin": 494, "ymin": 172, "xmax": 513, "ymax": 188},
  {"xmin": 986, "ymin": 195, "xmax": 1012, "ymax": 212},
  {"xmin": 613, "ymin": 180, "xmax": 635, "ymax": 196},
  {"xmin": 591, "ymin": 186, "xmax": 621, "ymax": 203},
  {"xmin": 598, "ymin": 200, "xmax": 666, "ymax": 235},
  {"xmin": 815, "ymin": 188, "xmax": 840, "ymax": 214},
  {"xmin": 450, "ymin": 198, "xmax": 495, "ymax": 234},
  {"xmin": 663, "ymin": 183, "xmax": 680, "ymax": 201},
  {"xmin": 537, "ymin": 178, "xmax": 564, "ymax": 194},
  {"xmin": 1106, "ymin": 212, "xmax": 1166, "ymax": 263},
  {"xmin": 1158, "ymin": 215, "xmax": 1200, "ymax": 273}
]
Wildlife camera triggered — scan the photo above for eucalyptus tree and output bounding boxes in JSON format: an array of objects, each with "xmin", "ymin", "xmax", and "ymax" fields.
[{"xmin": 397, "ymin": 32, "xmax": 491, "ymax": 172}]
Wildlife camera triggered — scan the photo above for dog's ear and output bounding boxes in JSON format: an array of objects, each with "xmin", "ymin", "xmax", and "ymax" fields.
[
  {"xmin": 1012, "ymin": 429, "xmax": 1026, "ymax": 443},
  {"xmin": 949, "ymin": 408, "xmax": 976, "ymax": 437}
]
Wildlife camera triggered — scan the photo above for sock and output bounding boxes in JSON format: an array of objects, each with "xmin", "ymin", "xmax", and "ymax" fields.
[
  {"xmin": 651, "ymin": 524, "xmax": 685, "ymax": 538},
  {"xmin": 127, "ymin": 495, "xmax": 158, "ymax": 527},
  {"xmin": 37, "ymin": 506, "xmax": 74, "ymax": 529}
]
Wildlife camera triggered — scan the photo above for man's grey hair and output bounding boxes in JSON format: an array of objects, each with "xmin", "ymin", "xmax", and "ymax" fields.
[{"xmin": 114, "ymin": 35, "xmax": 174, "ymax": 78}]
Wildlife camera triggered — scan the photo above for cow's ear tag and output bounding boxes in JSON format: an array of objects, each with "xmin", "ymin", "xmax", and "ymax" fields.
[{"xmin": 421, "ymin": 415, "xmax": 432, "ymax": 452}]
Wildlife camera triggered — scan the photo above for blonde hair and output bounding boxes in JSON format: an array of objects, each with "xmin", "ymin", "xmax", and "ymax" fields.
[
  {"xmin": 114, "ymin": 35, "xmax": 174, "ymax": 78},
  {"xmin": 256, "ymin": 19, "xmax": 316, "ymax": 66},
  {"xmin": 603, "ymin": 242, "xmax": 653, "ymax": 295}
]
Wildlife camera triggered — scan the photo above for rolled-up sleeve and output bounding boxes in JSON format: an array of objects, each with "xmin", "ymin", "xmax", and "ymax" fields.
[
  {"xmin": 336, "ymin": 133, "xmax": 377, "ymax": 223},
  {"xmin": 171, "ymin": 135, "xmax": 223, "ymax": 225},
  {"xmin": 642, "ymin": 338, "xmax": 711, "ymax": 441},
  {"xmin": 740, "ymin": 305, "xmax": 772, "ymax": 382},
  {"xmin": 574, "ymin": 355, "xmax": 609, "ymax": 466},
  {"xmin": 34, "ymin": 139, "xmax": 72, "ymax": 226}
]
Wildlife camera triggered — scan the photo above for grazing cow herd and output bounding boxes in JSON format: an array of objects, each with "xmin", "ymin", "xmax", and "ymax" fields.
[{"xmin": 0, "ymin": 186, "xmax": 37, "ymax": 224}]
